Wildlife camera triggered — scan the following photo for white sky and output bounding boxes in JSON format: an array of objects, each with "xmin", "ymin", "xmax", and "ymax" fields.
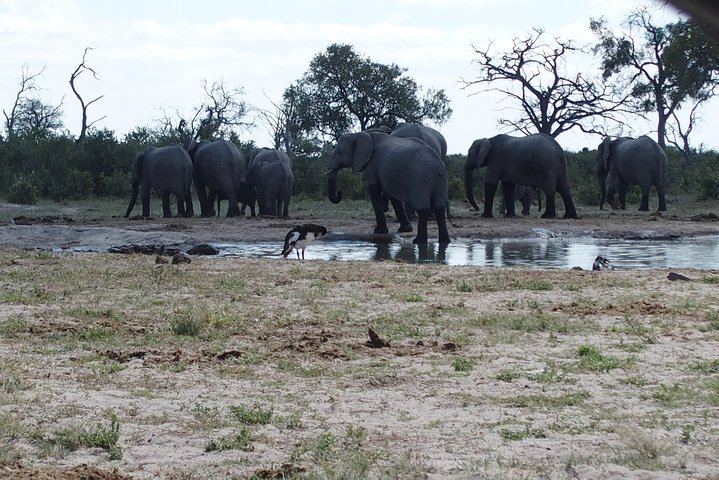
[{"xmin": 1, "ymin": 0, "xmax": 715, "ymax": 154}]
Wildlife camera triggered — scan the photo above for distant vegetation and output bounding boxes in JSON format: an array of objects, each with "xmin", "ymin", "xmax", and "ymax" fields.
[{"xmin": 0, "ymin": 129, "xmax": 717, "ymax": 207}]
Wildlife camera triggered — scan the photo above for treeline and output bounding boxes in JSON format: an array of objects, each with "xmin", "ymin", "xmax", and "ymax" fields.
[{"xmin": 1, "ymin": 129, "xmax": 718, "ymax": 207}]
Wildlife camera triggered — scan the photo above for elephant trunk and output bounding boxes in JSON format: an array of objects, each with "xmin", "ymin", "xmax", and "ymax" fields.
[
  {"xmin": 125, "ymin": 180, "xmax": 139, "ymax": 217},
  {"xmin": 326, "ymin": 170, "xmax": 343, "ymax": 204},
  {"xmin": 464, "ymin": 168, "xmax": 480, "ymax": 211}
]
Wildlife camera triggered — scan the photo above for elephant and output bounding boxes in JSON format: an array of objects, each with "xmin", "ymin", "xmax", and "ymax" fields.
[
  {"xmin": 187, "ymin": 138, "xmax": 254, "ymax": 217},
  {"xmin": 388, "ymin": 122, "xmax": 451, "ymax": 219},
  {"xmin": 597, "ymin": 135, "xmax": 668, "ymax": 212},
  {"xmin": 499, "ymin": 185, "xmax": 542, "ymax": 216},
  {"xmin": 125, "ymin": 145, "xmax": 194, "ymax": 218},
  {"xmin": 465, "ymin": 133, "xmax": 577, "ymax": 219},
  {"xmin": 326, "ymin": 130, "xmax": 450, "ymax": 244},
  {"xmin": 246, "ymin": 148, "xmax": 294, "ymax": 217}
]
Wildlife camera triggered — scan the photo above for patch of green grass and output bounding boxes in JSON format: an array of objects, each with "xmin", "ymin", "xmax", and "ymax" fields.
[
  {"xmin": 1, "ymin": 285, "xmax": 53, "ymax": 305},
  {"xmin": 576, "ymin": 344, "xmax": 626, "ymax": 372},
  {"xmin": 402, "ymin": 293, "xmax": 423, "ymax": 302},
  {"xmin": 613, "ymin": 430, "xmax": 668, "ymax": 471},
  {"xmin": 291, "ymin": 427, "xmax": 378, "ymax": 478},
  {"xmin": 169, "ymin": 312, "xmax": 204, "ymax": 337},
  {"xmin": 230, "ymin": 404, "xmax": 273, "ymax": 425},
  {"xmin": 42, "ymin": 413, "xmax": 122, "ymax": 460},
  {"xmin": 688, "ymin": 358, "xmax": 719, "ymax": 373},
  {"xmin": 0, "ymin": 317, "xmax": 28, "ymax": 337},
  {"xmin": 527, "ymin": 362, "xmax": 563, "ymax": 383},
  {"xmin": 700, "ymin": 274, "xmax": 719, "ymax": 284},
  {"xmin": 510, "ymin": 278, "xmax": 553, "ymax": 291},
  {"xmin": 650, "ymin": 383, "xmax": 692, "ymax": 406},
  {"xmin": 205, "ymin": 426, "xmax": 254, "ymax": 452},
  {"xmin": 453, "ymin": 357, "xmax": 475, "ymax": 373},
  {"xmin": 190, "ymin": 403, "xmax": 228, "ymax": 430},
  {"xmin": 456, "ymin": 280, "xmax": 473, "ymax": 292},
  {"xmin": 496, "ymin": 369, "xmax": 521, "ymax": 382},
  {"xmin": 471, "ymin": 312, "xmax": 574, "ymax": 335},
  {"xmin": 502, "ymin": 391, "xmax": 588, "ymax": 408},
  {"xmin": 499, "ymin": 424, "xmax": 547, "ymax": 441},
  {"xmin": 621, "ymin": 316, "xmax": 658, "ymax": 344},
  {"xmin": 701, "ymin": 311, "xmax": 719, "ymax": 331}
]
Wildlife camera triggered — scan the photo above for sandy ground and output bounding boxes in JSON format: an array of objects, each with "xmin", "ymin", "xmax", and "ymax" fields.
[{"xmin": 1, "ymin": 204, "xmax": 719, "ymax": 479}]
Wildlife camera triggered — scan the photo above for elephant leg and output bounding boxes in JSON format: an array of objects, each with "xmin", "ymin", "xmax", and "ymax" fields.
[
  {"xmin": 413, "ymin": 211, "xmax": 430, "ymax": 245},
  {"xmin": 638, "ymin": 186, "xmax": 650, "ymax": 211},
  {"xmin": 657, "ymin": 188, "xmax": 667, "ymax": 211},
  {"xmin": 184, "ymin": 192, "xmax": 194, "ymax": 217},
  {"xmin": 559, "ymin": 188, "xmax": 578, "ymax": 219},
  {"xmin": 618, "ymin": 185, "xmax": 628, "ymax": 210},
  {"xmin": 501, "ymin": 181, "xmax": 516, "ymax": 218},
  {"xmin": 390, "ymin": 197, "xmax": 412, "ymax": 233},
  {"xmin": 226, "ymin": 194, "xmax": 240, "ymax": 217},
  {"xmin": 141, "ymin": 186, "xmax": 151, "ymax": 218},
  {"xmin": 483, "ymin": 181, "xmax": 499, "ymax": 218},
  {"xmin": 176, "ymin": 194, "xmax": 186, "ymax": 217},
  {"xmin": 281, "ymin": 198, "xmax": 289, "ymax": 218},
  {"xmin": 367, "ymin": 184, "xmax": 389, "ymax": 234},
  {"xmin": 161, "ymin": 192, "xmax": 172, "ymax": 218},
  {"xmin": 542, "ymin": 191, "xmax": 558, "ymax": 218},
  {"xmin": 434, "ymin": 207, "xmax": 450, "ymax": 244}
]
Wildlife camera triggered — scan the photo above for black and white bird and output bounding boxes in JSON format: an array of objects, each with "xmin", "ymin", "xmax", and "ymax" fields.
[
  {"xmin": 592, "ymin": 255, "xmax": 613, "ymax": 271},
  {"xmin": 281, "ymin": 224, "xmax": 328, "ymax": 260}
]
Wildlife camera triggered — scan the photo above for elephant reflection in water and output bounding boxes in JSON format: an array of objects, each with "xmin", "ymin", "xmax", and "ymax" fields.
[{"xmin": 373, "ymin": 242, "xmax": 448, "ymax": 263}]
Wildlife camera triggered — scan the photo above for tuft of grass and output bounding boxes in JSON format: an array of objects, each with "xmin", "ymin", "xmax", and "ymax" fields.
[
  {"xmin": 230, "ymin": 404, "xmax": 273, "ymax": 425},
  {"xmin": 169, "ymin": 312, "xmax": 204, "ymax": 337},
  {"xmin": 452, "ymin": 357, "xmax": 475, "ymax": 373},
  {"xmin": 496, "ymin": 369, "xmax": 521, "ymax": 382},
  {"xmin": 44, "ymin": 413, "xmax": 122, "ymax": 460},
  {"xmin": 577, "ymin": 344, "xmax": 625, "ymax": 372},
  {"xmin": 205, "ymin": 427, "xmax": 254, "ymax": 452},
  {"xmin": 511, "ymin": 278, "xmax": 553, "ymax": 291},
  {"xmin": 499, "ymin": 424, "xmax": 547, "ymax": 441}
]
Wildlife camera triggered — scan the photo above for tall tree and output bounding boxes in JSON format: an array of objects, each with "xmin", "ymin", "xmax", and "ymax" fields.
[
  {"xmin": 69, "ymin": 47, "xmax": 106, "ymax": 144},
  {"xmin": 463, "ymin": 28, "xmax": 632, "ymax": 138},
  {"xmin": 13, "ymin": 97, "xmax": 64, "ymax": 137},
  {"xmin": 591, "ymin": 8, "xmax": 719, "ymax": 149},
  {"xmin": 284, "ymin": 43, "xmax": 452, "ymax": 145}
]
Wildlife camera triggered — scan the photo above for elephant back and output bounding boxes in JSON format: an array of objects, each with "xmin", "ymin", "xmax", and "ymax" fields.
[{"xmin": 390, "ymin": 123, "xmax": 447, "ymax": 161}]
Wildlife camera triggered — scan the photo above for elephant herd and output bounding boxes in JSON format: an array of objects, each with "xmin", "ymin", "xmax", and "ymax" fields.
[
  {"xmin": 125, "ymin": 140, "xmax": 294, "ymax": 220},
  {"xmin": 125, "ymin": 125, "xmax": 669, "ymax": 246}
]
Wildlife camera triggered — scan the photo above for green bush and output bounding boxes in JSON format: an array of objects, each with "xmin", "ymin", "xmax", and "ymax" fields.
[
  {"xmin": 7, "ymin": 174, "xmax": 40, "ymax": 205},
  {"xmin": 99, "ymin": 170, "xmax": 131, "ymax": 198}
]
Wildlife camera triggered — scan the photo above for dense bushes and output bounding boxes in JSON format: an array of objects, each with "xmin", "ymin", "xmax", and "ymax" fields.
[{"xmin": 0, "ymin": 128, "xmax": 718, "ymax": 206}]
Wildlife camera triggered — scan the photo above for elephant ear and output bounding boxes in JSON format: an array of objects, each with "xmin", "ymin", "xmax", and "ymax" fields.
[
  {"xmin": 351, "ymin": 132, "xmax": 373, "ymax": 173},
  {"xmin": 475, "ymin": 139, "xmax": 492, "ymax": 167},
  {"xmin": 600, "ymin": 137, "xmax": 612, "ymax": 171}
]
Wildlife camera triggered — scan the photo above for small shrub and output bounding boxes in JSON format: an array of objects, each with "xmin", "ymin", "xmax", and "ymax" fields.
[
  {"xmin": 7, "ymin": 174, "xmax": 40, "ymax": 205},
  {"xmin": 230, "ymin": 404, "xmax": 273, "ymax": 425},
  {"xmin": 205, "ymin": 427, "xmax": 254, "ymax": 452}
]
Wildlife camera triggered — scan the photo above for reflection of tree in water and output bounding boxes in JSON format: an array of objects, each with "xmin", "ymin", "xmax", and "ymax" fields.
[{"xmin": 483, "ymin": 240, "xmax": 570, "ymax": 267}]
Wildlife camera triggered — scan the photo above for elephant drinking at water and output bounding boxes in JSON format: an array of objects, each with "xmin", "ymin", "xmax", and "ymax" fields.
[
  {"xmin": 465, "ymin": 133, "xmax": 577, "ymax": 219},
  {"xmin": 326, "ymin": 130, "xmax": 450, "ymax": 244},
  {"xmin": 125, "ymin": 145, "xmax": 194, "ymax": 218},
  {"xmin": 596, "ymin": 135, "xmax": 667, "ymax": 212}
]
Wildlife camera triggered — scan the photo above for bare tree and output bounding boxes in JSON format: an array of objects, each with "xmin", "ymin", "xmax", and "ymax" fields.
[
  {"xmin": 463, "ymin": 28, "xmax": 633, "ymax": 138},
  {"xmin": 666, "ymin": 85, "xmax": 716, "ymax": 157},
  {"xmin": 3, "ymin": 65, "xmax": 45, "ymax": 139},
  {"xmin": 69, "ymin": 47, "xmax": 106, "ymax": 144},
  {"xmin": 256, "ymin": 92, "xmax": 290, "ymax": 151},
  {"xmin": 156, "ymin": 79, "xmax": 253, "ymax": 147}
]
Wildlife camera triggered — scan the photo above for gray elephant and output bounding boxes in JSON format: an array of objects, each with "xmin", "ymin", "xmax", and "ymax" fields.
[
  {"xmin": 499, "ymin": 185, "xmax": 542, "ymax": 216},
  {"xmin": 326, "ymin": 130, "xmax": 450, "ymax": 244},
  {"xmin": 125, "ymin": 145, "xmax": 194, "ymax": 218},
  {"xmin": 389, "ymin": 122, "xmax": 451, "ymax": 218},
  {"xmin": 465, "ymin": 133, "xmax": 577, "ymax": 219},
  {"xmin": 246, "ymin": 148, "xmax": 294, "ymax": 217},
  {"xmin": 187, "ymin": 139, "xmax": 254, "ymax": 217},
  {"xmin": 597, "ymin": 136, "xmax": 667, "ymax": 212}
]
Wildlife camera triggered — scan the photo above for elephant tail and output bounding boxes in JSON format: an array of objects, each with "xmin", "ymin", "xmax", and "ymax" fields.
[{"xmin": 125, "ymin": 179, "xmax": 140, "ymax": 217}]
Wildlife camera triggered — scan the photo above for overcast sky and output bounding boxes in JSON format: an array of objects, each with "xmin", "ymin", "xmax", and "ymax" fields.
[{"xmin": 1, "ymin": 0, "xmax": 714, "ymax": 154}]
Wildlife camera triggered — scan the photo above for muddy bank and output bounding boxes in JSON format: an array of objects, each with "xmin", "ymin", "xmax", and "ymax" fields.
[{"xmin": 0, "ymin": 209, "xmax": 718, "ymax": 253}]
